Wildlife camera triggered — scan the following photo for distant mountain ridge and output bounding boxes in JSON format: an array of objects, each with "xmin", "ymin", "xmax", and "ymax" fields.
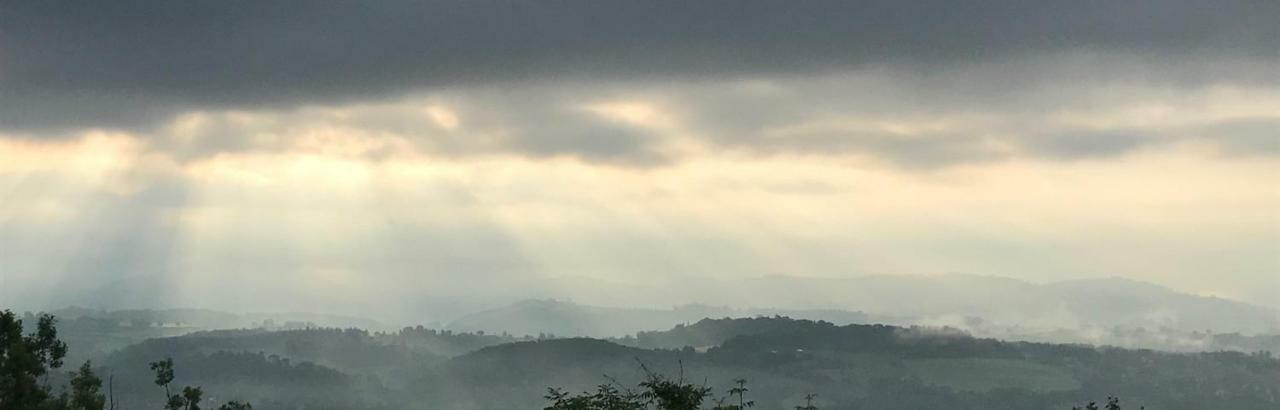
[
  {"xmin": 39, "ymin": 273, "xmax": 1280, "ymax": 339},
  {"xmin": 445, "ymin": 299, "xmax": 886, "ymax": 338},
  {"xmin": 50, "ymin": 271, "xmax": 1278, "ymax": 334},
  {"xmin": 729, "ymin": 275, "xmax": 1279, "ymax": 333},
  {"xmin": 445, "ymin": 275, "xmax": 1280, "ymax": 338}
]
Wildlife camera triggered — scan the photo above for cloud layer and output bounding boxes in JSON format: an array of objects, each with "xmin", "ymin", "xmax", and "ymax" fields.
[
  {"xmin": 4, "ymin": 1, "xmax": 1277, "ymax": 130},
  {"xmin": 1, "ymin": 2, "xmax": 1277, "ymax": 317}
]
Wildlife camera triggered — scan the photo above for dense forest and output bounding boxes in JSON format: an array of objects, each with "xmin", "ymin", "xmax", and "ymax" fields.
[{"xmin": 4, "ymin": 309, "xmax": 1277, "ymax": 410}]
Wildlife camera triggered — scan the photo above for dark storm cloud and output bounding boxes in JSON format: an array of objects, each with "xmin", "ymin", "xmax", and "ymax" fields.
[{"xmin": 2, "ymin": 0, "xmax": 1277, "ymax": 132}]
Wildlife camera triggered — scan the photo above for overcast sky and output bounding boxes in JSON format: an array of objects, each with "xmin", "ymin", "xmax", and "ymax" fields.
[{"xmin": 2, "ymin": 1, "xmax": 1277, "ymax": 316}]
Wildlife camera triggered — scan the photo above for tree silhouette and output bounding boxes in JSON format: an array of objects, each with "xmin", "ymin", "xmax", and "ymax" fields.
[
  {"xmin": 1072, "ymin": 397, "xmax": 1140, "ymax": 410},
  {"xmin": 710, "ymin": 379, "xmax": 753, "ymax": 410},
  {"xmin": 545, "ymin": 362, "xmax": 718, "ymax": 410},
  {"xmin": 637, "ymin": 364, "xmax": 711, "ymax": 410},
  {"xmin": 545, "ymin": 384, "xmax": 646, "ymax": 410},
  {"xmin": 63, "ymin": 361, "xmax": 107, "ymax": 410},
  {"xmin": 150, "ymin": 358, "xmax": 176, "ymax": 402},
  {"xmin": 179, "ymin": 386, "xmax": 204, "ymax": 410},
  {"xmin": 152, "ymin": 357, "xmax": 218, "ymax": 410},
  {"xmin": 793, "ymin": 393, "xmax": 818, "ymax": 410},
  {"xmin": 217, "ymin": 401, "xmax": 253, "ymax": 410},
  {"xmin": 1, "ymin": 310, "xmax": 70, "ymax": 408},
  {"xmin": 156, "ymin": 357, "xmax": 253, "ymax": 410},
  {"xmin": 2, "ymin": 310, "xmax": 248, "ymax": 410}
]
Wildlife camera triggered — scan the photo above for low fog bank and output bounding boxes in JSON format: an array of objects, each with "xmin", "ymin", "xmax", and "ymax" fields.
[{"xmin": 20, "ymin": 272, "xmax": 1279, "ymax": 368}]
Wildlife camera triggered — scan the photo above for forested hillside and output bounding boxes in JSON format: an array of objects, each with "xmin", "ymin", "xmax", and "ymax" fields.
[
  {"xmin": 439, "ymin": 318, "xmax": 1279, "ymax": 409},
  {"xmin": 13, "ymin": 311, "xmax": 1271, "ymax": 410}
]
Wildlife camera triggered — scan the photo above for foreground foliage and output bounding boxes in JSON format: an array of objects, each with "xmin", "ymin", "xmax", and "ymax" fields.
[
  {"xmin": 544, "ymin": 368, "xmax": 1154, "ymax": 410},
  {"xmin": 544, "ymin": 365, "xmax": 800, "ymax": 410},
  {"xmin": 0, "ymin": 310, "xmax": 252, "ymax": 410},
  {"xmin": 1071, "ymin": 397, "xmax": 1142, "ymax": 410}
]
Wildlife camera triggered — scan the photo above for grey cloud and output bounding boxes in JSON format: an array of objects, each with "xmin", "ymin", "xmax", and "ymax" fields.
[
  {"xmin": 146, "ymin": 90, "xmax": 670, "ymax": 165},
  {"xmin": 510, "ymin": 116, "xmax": 667, "ymax": 166},
  {"xmin": 738, "ymin": 129, "xmax": 1007, "ymax": 170},
  {"xmin": 1021, "ymin": 118, "xmax": 1280, "ymax": 160},
  {"xmin": 2, "ymin": 0, "xmax": 1277, "ymax": 132},
  {"xmin": 868, "ymin": 134, "xmax": 1007, "ymax": 169},
  {"xmin": 115, "ymin": 60, "xmax": 1280, "ymax": 170},
  {"xmin": 1024, "ymin": 130, "xmax": 1159, "ymax": 160},
  {"xmin": 1194, "ymin": 118, "xmax": 1280, "ymax": 157},
  {"xmin": 440, "ymin": 93, "xmax": 671, "ymax": 165},
  {"xmin": 654, "ymin": 69, "xmax": 1279, "ymax": 167},
  {"xmin": 139, "ymin": 76, "xmax": 1278, "ymax": 169}
]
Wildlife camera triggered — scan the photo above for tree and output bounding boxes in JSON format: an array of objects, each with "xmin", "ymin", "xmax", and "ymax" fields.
[
  {"xmin": 1, "ymin": 310, "xmax": 69, "ymax": 409},
  {"xmin": 710, "ymin": 379, "xmax": 753, "ymax": 410},
  {"xmin": 179, "ymin": 386, "xmax": 203, "ymax": 410},
  {"xmin": 545, "ymin": 384, "xmax": 646, "ymax": 410},
  {"xmin": 63, "ymin": 361, "xmax": 107, "ymax": 410},
  {"xmin": 727, "ymin": 379, "xmax": 753, "ymax": 410},
  {"xmin": 152, "ymin": 358, "xmax": 203, "ymax": 410},
  {"xmin": 150, "ymin": 358, "xmax": 176, "ymax": 401},
  {"xmin": 545, "ymin": 363, "xmax": 741, "ymax": 410},
  {"xmin": 793, "ymin": 393, "xmax": 817, "ymax": 410},
  {"xmin": 217, "ymin": 401, "xmax": 253, "ymax": 410},
  {"xmin": 152, "ymin": 357, "xmax": 248, "ymax": 410},
  {"xmin": 166, "ymin": 394, "xmax": 189, "ymax": 410},
  {"xmin": 636, "ymin": 365, "xmax": 711, "ymax": 410},
  {"xmin": 3, "ymin": 311, "xmax": 244, "ymax": 410},
  {"xmin": 1072, "ymin": 397, "xmax": 1140, "ymax": 410}
]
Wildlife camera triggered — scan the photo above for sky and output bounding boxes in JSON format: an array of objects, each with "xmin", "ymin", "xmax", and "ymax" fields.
[{"xmin": 1, "ymin": 1, "xmax": 1277, "ymax": 316}]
